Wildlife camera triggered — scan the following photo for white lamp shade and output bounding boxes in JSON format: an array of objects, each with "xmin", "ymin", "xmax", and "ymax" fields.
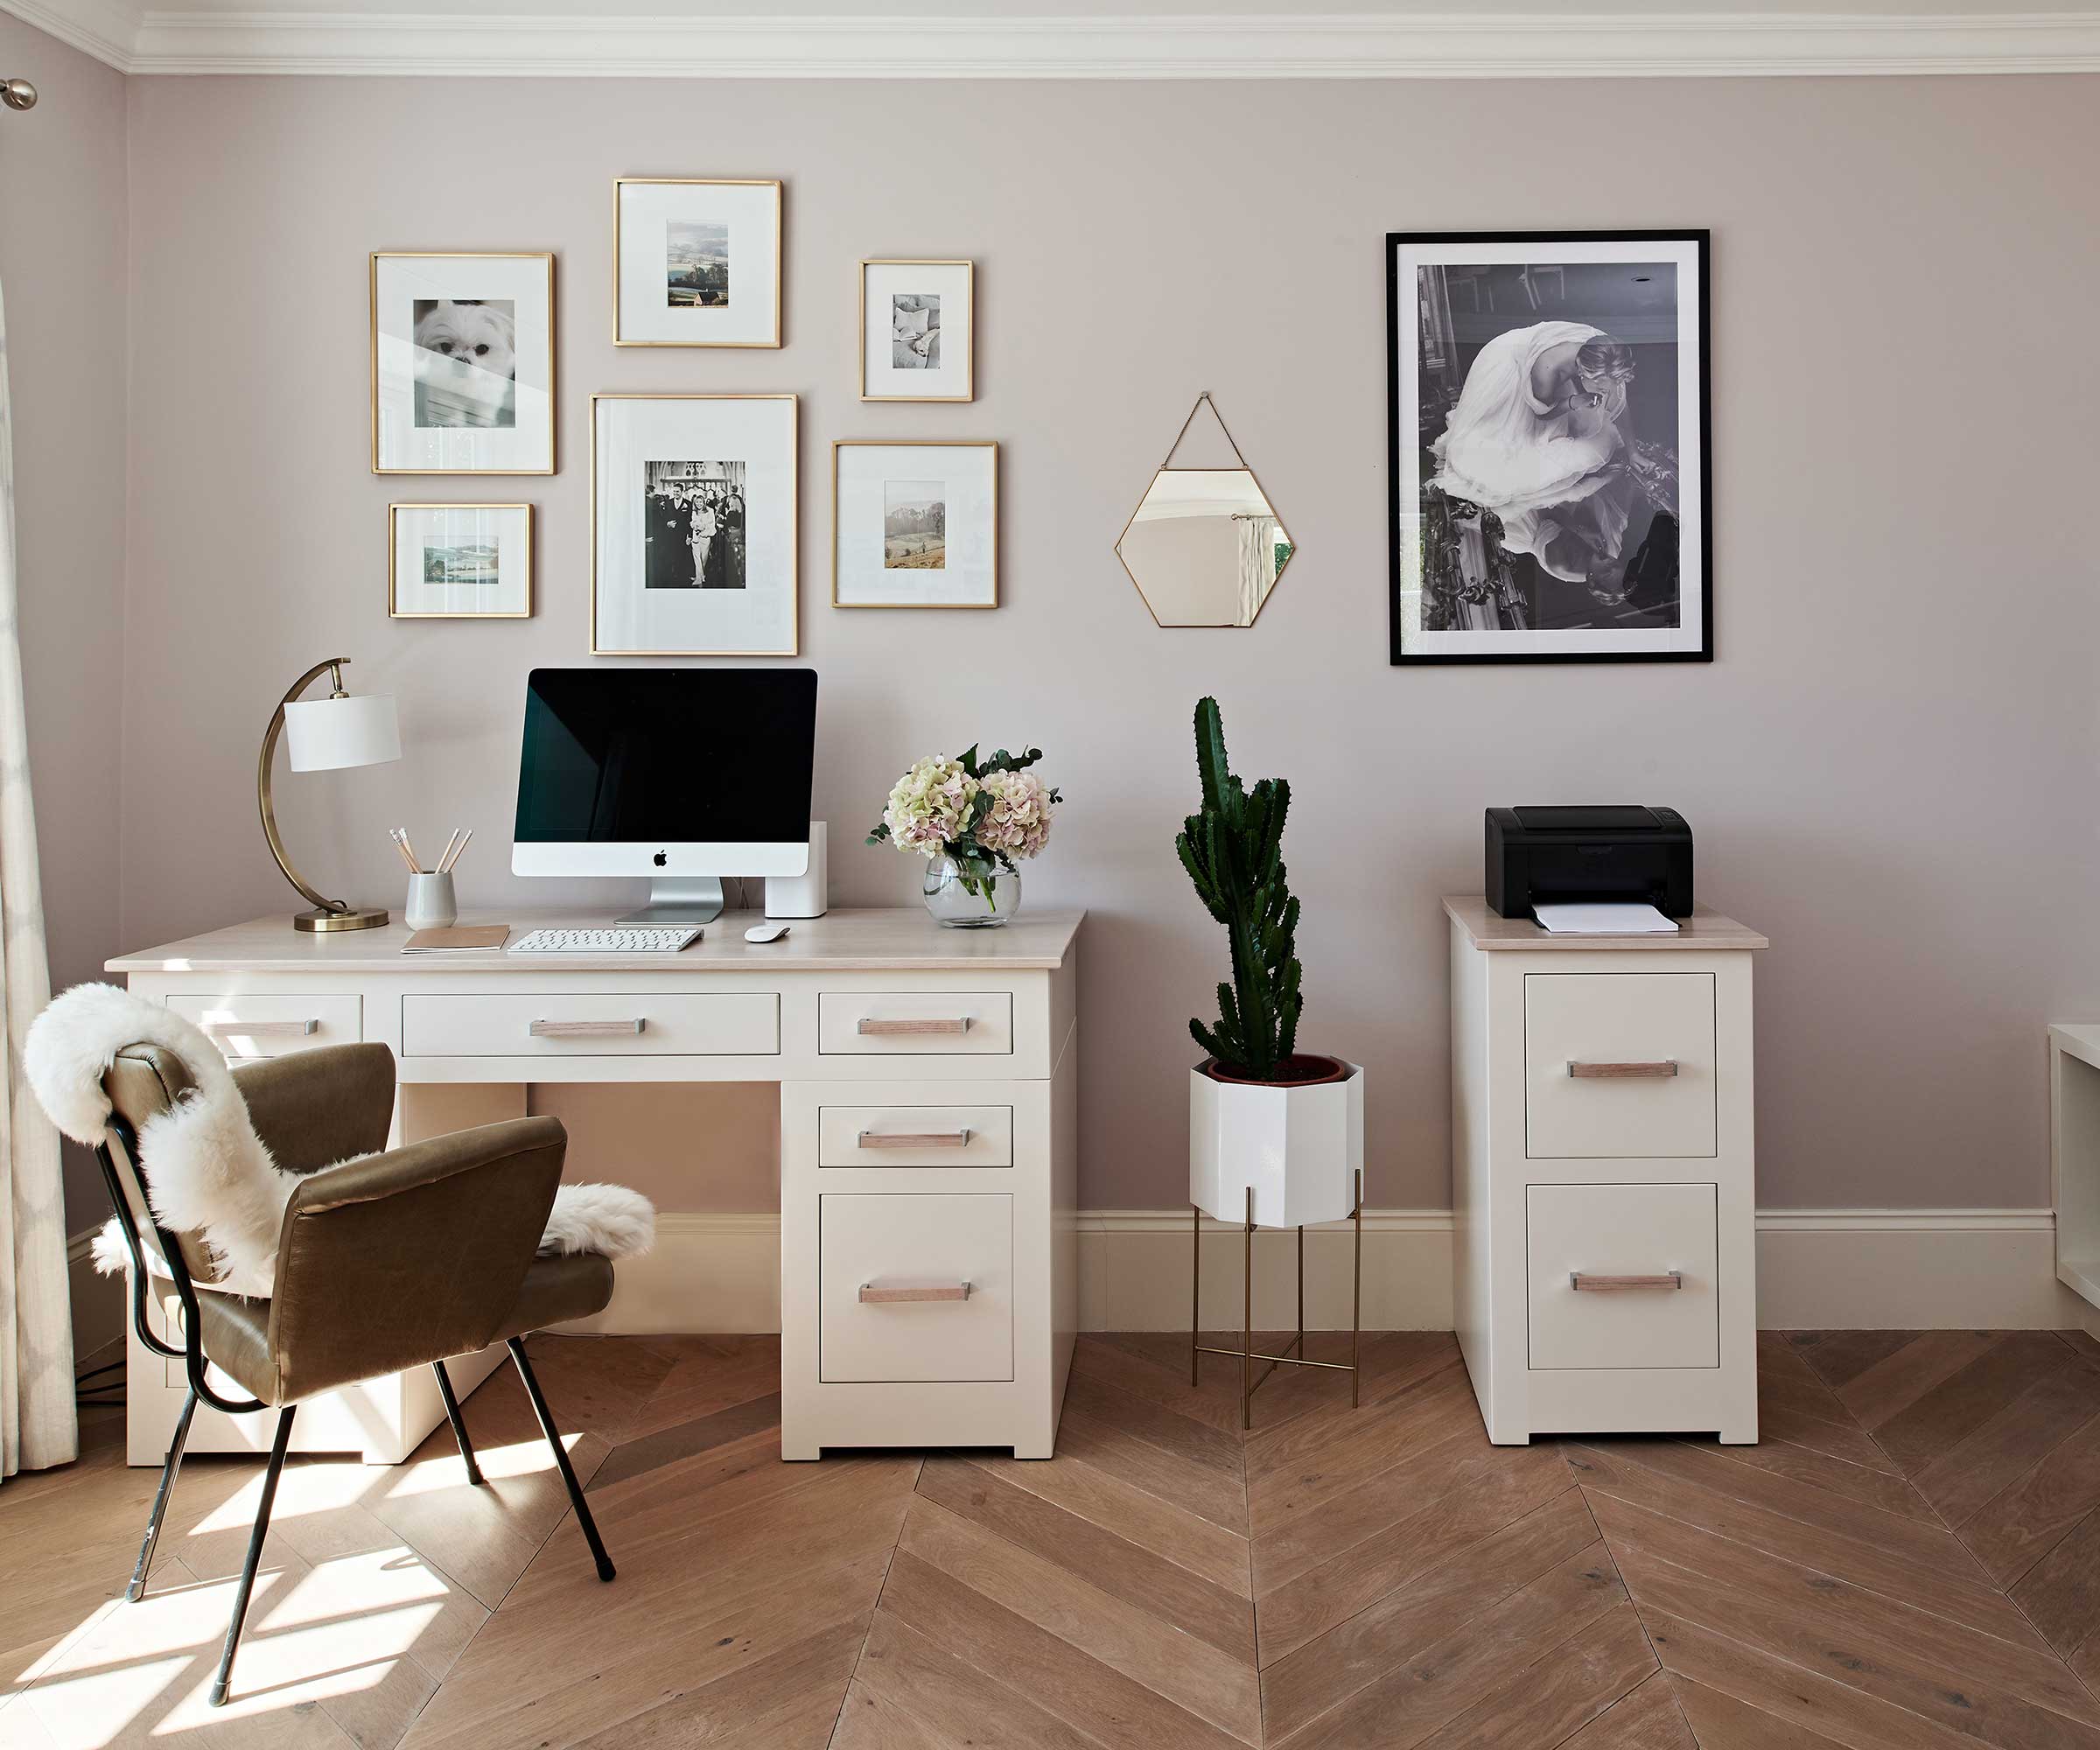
[{"xmin": 284, "ymin": 693, "xmax": 401, "ymax": 772}]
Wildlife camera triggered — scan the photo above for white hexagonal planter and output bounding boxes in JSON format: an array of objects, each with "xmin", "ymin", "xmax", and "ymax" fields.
[{"xmin": 1190, "ymin": 1058, "xmax": 1363, "ymax": 1228}]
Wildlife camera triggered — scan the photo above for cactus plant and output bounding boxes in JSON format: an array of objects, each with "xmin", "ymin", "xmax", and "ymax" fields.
[{"xmin": 1176, "ymin": 696, "xmax": 1304, "ymax": 1082}]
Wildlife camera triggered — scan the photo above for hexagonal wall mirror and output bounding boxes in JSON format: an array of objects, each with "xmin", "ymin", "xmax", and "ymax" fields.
[{"xmin": 1116, "ymin": 394, "xmax": 1294, "ymax": 628}]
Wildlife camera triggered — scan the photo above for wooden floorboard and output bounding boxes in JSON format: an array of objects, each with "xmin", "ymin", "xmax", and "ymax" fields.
[{"xmin": 11, "ymin": 1329, "xmax": 2100, "ymax": 1748}]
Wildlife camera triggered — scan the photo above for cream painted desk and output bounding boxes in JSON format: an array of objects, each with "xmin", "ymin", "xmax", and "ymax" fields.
[{"xmin": 109, "ymin": 908, "xmax": 1082, "ymax": 1465}]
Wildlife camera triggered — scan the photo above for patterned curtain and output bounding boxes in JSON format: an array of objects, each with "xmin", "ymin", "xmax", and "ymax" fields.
[
  {"xmin": 0, "ymin": 275, "xmax": 74, "ymax": 1480},
  {"xmin": 1236, "ymin": 513, "xmax": 1279, "ymax": 626}
]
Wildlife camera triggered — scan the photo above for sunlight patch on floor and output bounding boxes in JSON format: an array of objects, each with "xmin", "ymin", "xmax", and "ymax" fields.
[{"xmin": 382, "ymin": 1434, "xmax": 570, "ymax": 1499}]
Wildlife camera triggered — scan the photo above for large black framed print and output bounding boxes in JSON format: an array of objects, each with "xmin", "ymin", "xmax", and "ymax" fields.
[{"xmin": 1388, "ymin": 231, "xmax": 1711, "ymax": 664}]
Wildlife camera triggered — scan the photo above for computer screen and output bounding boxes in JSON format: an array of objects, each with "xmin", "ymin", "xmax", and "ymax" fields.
[{"xmin": 514, "ymin": 668, "xmax": 816, "ymax": 873}]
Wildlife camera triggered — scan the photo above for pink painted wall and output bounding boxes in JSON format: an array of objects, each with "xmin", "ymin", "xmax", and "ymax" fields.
[{"xmin": 74, "ymin": 69, "xmax": 2100, "ymax": 1216}]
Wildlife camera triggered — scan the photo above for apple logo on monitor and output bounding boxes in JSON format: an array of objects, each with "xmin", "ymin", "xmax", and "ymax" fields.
[{"xmin": 653, "ymin": 850, "xmax": 667, "ymax": 867}]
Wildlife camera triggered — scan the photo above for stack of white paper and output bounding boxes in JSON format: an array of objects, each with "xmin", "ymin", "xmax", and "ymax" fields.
[{"xmin": 1532, "ymin": 902, "xmax": 1679, "ymax": 935}]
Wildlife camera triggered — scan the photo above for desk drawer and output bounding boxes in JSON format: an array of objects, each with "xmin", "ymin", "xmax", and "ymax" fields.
[
  {"xmin": 819, "ymin": 991, "xmax": 1013, "ymax": 1057},
  {"xmin": 820, "ymin": 1105, "xmax": 1013, "ymax": 1167},
  {"xmin": 167, "ymin": 994, "xmax": 360, "ymax": 1060},
  {"xmin": 820, "ymin": 1192, "xmax": 1012, "ymax": 1382},
  {"xmin": 1524, "ymin": 972, "xmax": 1716, "ymax": 1159},
  {"xmin": 402, "ymin": 992, "xmax": 779, "ymax": 1058},
  {"xmin": 1527, "ymin": 1182, "xmax": 1718, "ymax": 1370}
]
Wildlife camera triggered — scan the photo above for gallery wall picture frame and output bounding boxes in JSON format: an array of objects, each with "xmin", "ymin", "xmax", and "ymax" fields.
[
  {"xmin": 592, "ymin": 392, "xmax": 799, "ymax": 656},
  {"xmin": 614, "ymin": 178, "xmax": 784, "ymax": 348},
  {"xmin": 389, "ymin": 502, "xmax": 534, "ymax": 619},
  {"xmin": 832, "ymin": 439, "xmax": 998, "ymax": 609},
  {"xmin": 1387, "ymin": 229, "xmax": 1712, "ymax": 665},
  {"xmin": 371, "ymin": 251, "xmax": 555, "ymax": 475},
  {"xmin": 859, "ymin": 259, "xmax": 975, "ymax": 402}
]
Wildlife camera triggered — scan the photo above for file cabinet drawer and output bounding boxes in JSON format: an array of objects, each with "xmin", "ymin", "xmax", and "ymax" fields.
[
  {"xmin": 819, "ymin": 991, "xmax": 1013, "ymax": 1057},
  {"xmin": 167, "ymin": 994, "xmax": 360, "ymax": 1060},
  {"xmin": 820, "ymin": 1192, "xmax": 1012, "ymax": 1382},
  {"xmin": 402, "ymin": 992, "xmax": 779, "ymax": 1057},
  {"xmin": 1527, "ymin": 1182, "xmax": 1718, "ymax": 1370},
  {"xmin": 1524, "ymin": 972, "xmax": 1715, "ymax": 1158},
  {"xmin": 819, "ymin": 1105, "xmax": 1013, "ymax": 1168}
]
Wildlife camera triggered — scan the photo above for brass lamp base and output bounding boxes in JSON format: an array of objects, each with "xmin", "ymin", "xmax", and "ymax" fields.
[{"xmin": 293, "ymin": 906, "xmax": 389, "ymax": 934}]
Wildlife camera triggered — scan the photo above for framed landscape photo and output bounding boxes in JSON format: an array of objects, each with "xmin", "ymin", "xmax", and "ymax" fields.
[
  {"xmin": 592, "ymin": 393, "xmax": 798, "ymax": 654},
  {"xmin": 833, "ymin": 439, "xmax": 998, "ymax": 608},
  {"xmin": 860, "ymin": 259, "xmax": 974, "ymax": 402},
  {"xmin": 1388, "ymin": 230, "xmax": 1710, "ymax": 664},
  {"xmin": 614, "ymin": 178, "xmax": 782, "ymax": 347},
  {"xmin": 371, "ymin": 252, "xmax": 554, "ymax": 474},
  {"xmin": 389, "ymin": 503, "xmax": 533, "ymax": 619}
]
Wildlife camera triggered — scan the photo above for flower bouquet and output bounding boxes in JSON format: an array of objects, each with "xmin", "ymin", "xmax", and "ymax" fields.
[{"xmin": 868, "ymin": 745, "xmax": 1061, "ymax": 928}]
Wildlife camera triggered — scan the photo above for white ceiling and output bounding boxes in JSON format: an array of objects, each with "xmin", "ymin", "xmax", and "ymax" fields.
[{"xmin": 6, "ymin": 0, "xmax": 2099, "ymax": 77}]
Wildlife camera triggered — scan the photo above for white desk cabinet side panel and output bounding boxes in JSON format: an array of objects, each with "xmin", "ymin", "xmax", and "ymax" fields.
[{"xmin": 1446, "ymin": 902, "xmax": 1761, "ymax": 1447}]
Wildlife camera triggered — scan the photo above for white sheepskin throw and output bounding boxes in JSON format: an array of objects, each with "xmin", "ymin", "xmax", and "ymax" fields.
[{"xmin": 26, "ymin": 983, "xmax": 654, "ymax": 1297}]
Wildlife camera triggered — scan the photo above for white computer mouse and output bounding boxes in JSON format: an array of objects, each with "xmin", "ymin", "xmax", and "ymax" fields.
[{"xmin": 744, "ymin": 922, "xmax": 791, "ymax": 943}]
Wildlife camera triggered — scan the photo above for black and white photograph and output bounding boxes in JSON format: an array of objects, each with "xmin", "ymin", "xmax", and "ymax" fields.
[
  {"xmin": 834, "ymin": 440, "xmax": 997, "ymax": 609},
  {"xmin": 615, "ymin": 178, "xmax": 781, "ymax": 346},
  {"xmin": 411, "ymin": 298, "xmax": 515, "ymax": 428},
  {"xmin": 892, "ymin": 294, "xmax": 940, "ymax": 369},
  {"xmin": 1388, "ymin": 231, "xmax": 1709, "ymax": 663},
  {"xmin": 388, "ymin": 502, "xmax": 533, "ymax": 619},
  {"xmin": 373, "ymin": 253, "xmax": 553, "ymax": 473},
  {"xmin": 592, "ymin": 394, "xmax": 797, "ymax": 654},
  {"xmin": 644, "ymin": 459, "xmax": 746, "ymax": 591},
  {"xmin": 666, "ymin": 221, "xmax": 729, "ymax": 308},
  {"xmin": 883, "ymin": 481, "xmax": 945, "ymax": 569},
  {"xmin": 861, "ymin": 259, "xmax": 974, "ymax": 402}
]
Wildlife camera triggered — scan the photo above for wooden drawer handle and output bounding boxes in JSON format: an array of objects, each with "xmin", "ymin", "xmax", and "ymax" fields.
[
  {"xmin": 858, "ymin": 1280, "xmax": 973, "ymax": 1304},
  {"xmin": 530, "ymin": 1018, "xmax": 647, "ymax": 1038},
  {"xmin": 1567, "ymin": 1060, "xmax": 1677, "ymax": 1079},
  {"xmin": 203, "ymin": 1018, "xmax": 318, "ymax": 1039},
  {"xmin": 1570, "ymin": 1271, "xmax": 1684, "ymax": 1292},
  {"xmin": 857, "ymin": 1129, "xmax": 972, "ymax": 1150},
  {"xmin": 858, "ymin": 1017, "xmax": 971, "ymax": 1036}
]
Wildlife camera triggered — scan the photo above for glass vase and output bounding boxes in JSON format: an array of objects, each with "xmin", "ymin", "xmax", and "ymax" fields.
[{"xmin": 923, "ymin": 853, "xmax": 1020, "ymax": 928}]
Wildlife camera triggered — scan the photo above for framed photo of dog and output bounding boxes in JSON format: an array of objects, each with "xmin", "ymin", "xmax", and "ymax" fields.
[
  {"xmin": 614, "ymin": 178, "xmax": 783, "ymax": 348},
  {"xmin": 592, "ymin": 393, "xmax": 799, "ymax": 655},
  {"xmin": 371, "ymin": 252, "xmax": 555, "ymax": 475}
]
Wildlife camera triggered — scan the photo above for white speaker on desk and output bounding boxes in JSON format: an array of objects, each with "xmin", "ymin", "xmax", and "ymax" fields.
[{"xmin": 766, "ymin": 822, "xmax": 829, "ymax": 918}]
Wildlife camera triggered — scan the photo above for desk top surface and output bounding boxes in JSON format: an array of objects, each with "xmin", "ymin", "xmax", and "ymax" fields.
[
  {"xmin": 1445, "ymin": 896, "xmax": 1768, "ymax": 952},
  {"xmin": 108, "ymin": 907, "xmax": 1086, "ymax": 975}
]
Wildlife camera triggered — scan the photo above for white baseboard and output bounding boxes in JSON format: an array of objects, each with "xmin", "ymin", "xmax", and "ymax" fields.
[{"xmin": 571, "ymin": 1207, "xmax": 2084, "ymax": 1337}]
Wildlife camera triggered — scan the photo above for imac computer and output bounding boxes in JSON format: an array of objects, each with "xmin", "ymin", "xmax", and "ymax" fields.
[{"xmin": 513, "ymin": 668, "xmax": 817, "ymax": 926}]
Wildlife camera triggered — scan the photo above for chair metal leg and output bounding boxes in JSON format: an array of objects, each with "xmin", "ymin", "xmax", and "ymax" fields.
[
  {"xmin": 430, "ymin": 1360, "xmax": 486, "ymax": 1486},
  {"xmin": 129, "ymin": 1386, "xmax": 198, "ymax": 1602},
  {"xmin": 507, "ymin": 1339, "xmax": 615, "ymax": 1582},
  {"xmin": 209, "ymin": 1404, "xmax": 296, "ymax": 1708}
]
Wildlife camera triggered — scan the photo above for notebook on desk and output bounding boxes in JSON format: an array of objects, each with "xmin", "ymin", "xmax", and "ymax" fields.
[{"xmin": 402, "ymin": 925, "xmax": 510, "ymax": 953}]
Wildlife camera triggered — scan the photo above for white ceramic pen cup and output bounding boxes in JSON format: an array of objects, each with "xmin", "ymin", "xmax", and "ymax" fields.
[{"xmin": 404, "ymin": 872, "xmax": 457, "ymax": 931}]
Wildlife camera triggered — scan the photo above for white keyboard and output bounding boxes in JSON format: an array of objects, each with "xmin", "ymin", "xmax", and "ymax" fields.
[{"xmin": 507, "ymin": 926, "xmax": 702, "ymax": 956}]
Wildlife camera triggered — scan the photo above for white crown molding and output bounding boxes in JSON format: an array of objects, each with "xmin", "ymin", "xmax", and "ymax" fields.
[{"xmin": 10, "ymin": 6, "xmax": 2100, "ymax": 79}]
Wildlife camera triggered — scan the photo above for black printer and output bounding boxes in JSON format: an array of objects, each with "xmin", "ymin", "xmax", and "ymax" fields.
[{"xmin": 1485, "ymin": 806, "xmax": 1693, "ymax": 920}]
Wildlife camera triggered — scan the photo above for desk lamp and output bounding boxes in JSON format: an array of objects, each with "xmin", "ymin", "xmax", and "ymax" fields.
[{"xmin": 259, "ymin": 657, "xmax": 401, "ymax": 932}]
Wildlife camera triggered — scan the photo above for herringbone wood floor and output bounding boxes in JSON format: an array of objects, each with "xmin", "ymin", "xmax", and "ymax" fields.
[{"xmin": 10, "ymin": 1327, "xmax": 2100, "ymax": 1747}]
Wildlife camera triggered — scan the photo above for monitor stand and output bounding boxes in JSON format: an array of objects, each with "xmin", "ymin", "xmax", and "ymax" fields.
[{"xmin": 616, "ymin": 877, "xmax": 724, "ymax": 927}]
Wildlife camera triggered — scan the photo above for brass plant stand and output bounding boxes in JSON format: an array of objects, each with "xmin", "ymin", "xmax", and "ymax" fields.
[{"xmin": 1191, "ymin": 1169, "xmax": 1362, "ymax": 1431}]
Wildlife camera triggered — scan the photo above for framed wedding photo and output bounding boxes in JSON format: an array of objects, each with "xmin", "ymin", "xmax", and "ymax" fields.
[
  {"xmin": 371, "ymin": 252, "xmax": 554, "ymax": 475},
  {"xmin": 389, "ymin": 503, "xmax": 533, "ymax": 619},
  {"xmin": 833, "ymin": 440, "xmax": 998, "ymax": 609},
  {"xmin": 860, "ymin": 259, "xmax": 974, "ymax": 402},
  {"xmin": 1388, "ymin": 230, "xmax": 1710, "ymax": 665},
  {"xmin": 614, "ymin": 178, "xmax": 783, "ymax": 348},
  {"xmin": 592, "ymin": 393, "xmax": 798, "ymax": 655}
]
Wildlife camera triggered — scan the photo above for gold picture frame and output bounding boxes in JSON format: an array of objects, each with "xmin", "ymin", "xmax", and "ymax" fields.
[
  {"xmin": 591, "ymin": 392, "xmax": 800, "ymax": 655},
  {"xmin": 388, "ymin": 502, "xmax": 535, "ymax": 619},
  {"xmin": 613, "ymin": 178, "xmax": 784, "ymax": 348},
  {"xmin": 832, "ymin": 438, "xmax": 998, "ymax": 610},
  {"xmin": 369, "ymin": 251, "xmax": 556, "ymax": 475},
  {"xmin": 859, "ymin": 258, "xmax": 975, "ymax": 402}
]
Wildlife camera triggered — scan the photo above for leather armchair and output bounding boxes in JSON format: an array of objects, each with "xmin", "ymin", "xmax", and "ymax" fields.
[{"xmin": 95, "ymin": 1040, "xmax": 620, "ymax": 1708}]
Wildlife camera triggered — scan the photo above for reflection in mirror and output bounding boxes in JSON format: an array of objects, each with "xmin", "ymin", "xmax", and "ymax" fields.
[{"xmin": 1117, "ymin": 467, "xmax": 1294, "ymax": 628}]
